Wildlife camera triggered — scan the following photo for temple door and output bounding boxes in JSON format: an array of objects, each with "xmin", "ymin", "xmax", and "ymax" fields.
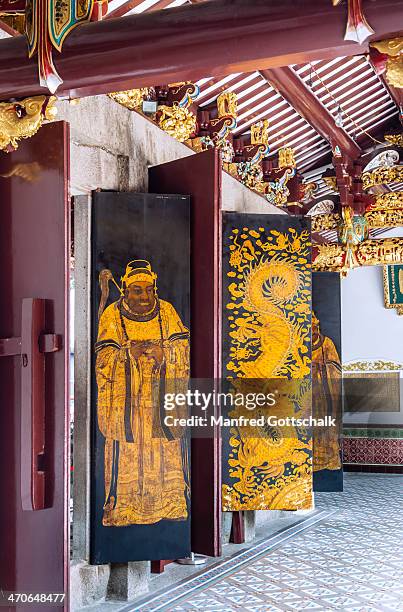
[
  {"xmin": 0, "ymin": 122, "xmax": 70, "ymax": 610},
  {"xmin": 149, "ymin": 149, "xmax": 222, "ymax": 557}
]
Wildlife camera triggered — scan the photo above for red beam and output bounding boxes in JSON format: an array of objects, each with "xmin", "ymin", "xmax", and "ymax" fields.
[
  {"xmin": 0, "ymin": 0, "xmax": 401, "ymax": 101},
  {"xmin": 261, "ymin": 66, "xmax": 362, "ymax": 161}
]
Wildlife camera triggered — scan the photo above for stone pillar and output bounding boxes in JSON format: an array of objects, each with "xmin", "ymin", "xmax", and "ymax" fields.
[{"xmin": 106, "ymin": 563, "xmax": 150, "ymax": 602}]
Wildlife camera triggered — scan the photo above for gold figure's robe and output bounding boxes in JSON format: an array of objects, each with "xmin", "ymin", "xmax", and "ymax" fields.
[
  {"xmin": 312, "ymin": 335, "xmax": 342, "ymax": 472},
  {"xmin": 95, "ymin": 299, "xmax": 190, "ymax": 526}
]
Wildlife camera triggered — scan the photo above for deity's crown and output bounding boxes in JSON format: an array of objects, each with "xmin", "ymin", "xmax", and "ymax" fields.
[{"xmin": 121, "ymin": 260, "xmax": 157, "ymax": 286}]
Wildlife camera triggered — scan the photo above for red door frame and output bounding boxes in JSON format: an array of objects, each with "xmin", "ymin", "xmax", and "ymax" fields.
[{"xmin": 0, "ymin": 122, "xmax": 70, "ymax": 610}]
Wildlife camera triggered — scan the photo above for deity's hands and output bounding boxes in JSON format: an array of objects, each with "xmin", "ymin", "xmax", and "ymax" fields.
[
  {"xmin": 144, "ymin": 344, "xmax": 165, "ymax": 366},
  {"xmin": 129, "ymin": 342, "xmax": 164, "ymax": 365},
  {"xmin": 129, "ymin": 342, "xmax": 147, "ymax": 361}
]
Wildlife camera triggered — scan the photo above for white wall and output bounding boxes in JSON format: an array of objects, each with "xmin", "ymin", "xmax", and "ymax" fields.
[{"xmin": 341, "ymin": 262, "xmax": 403, "ymax": 424}]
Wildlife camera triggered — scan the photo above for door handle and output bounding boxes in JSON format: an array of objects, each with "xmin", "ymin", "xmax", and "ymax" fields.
[{"xmin": 0, "ymin": 298, "xmax": 62, "ymax": 511}]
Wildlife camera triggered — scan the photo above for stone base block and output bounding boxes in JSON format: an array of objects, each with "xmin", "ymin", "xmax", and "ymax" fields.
[{"xmin": 70, "ymin": 561, "xmax": 110, "ymax": 610}]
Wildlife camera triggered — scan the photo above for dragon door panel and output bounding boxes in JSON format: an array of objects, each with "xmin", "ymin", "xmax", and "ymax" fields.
[{"xmin": 222, "ymin": 213, "xmax": 313, "ymax": 511}]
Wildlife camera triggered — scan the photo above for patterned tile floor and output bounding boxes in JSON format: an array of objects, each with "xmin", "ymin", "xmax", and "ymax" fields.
[{"xmin": 131, "ymin": 474, "xmax": 403, "ymax": 612}]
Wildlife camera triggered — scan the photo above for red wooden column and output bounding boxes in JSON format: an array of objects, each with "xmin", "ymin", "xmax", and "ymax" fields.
[
  {"xmin": 0, "ymin": 122, "xmax": 70, "ymax": 610},
  {"xmin": 149, "ymin": 149, "xmax": 222, "ymax": 557}
]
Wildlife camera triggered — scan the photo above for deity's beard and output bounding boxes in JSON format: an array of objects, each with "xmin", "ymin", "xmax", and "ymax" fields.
[{"xmin": 124, "ymin": 298, "xmax": 156, "ymax": 316}]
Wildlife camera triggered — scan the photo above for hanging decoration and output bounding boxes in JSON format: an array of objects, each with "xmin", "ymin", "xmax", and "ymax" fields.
[
  {"xmin": 27, "ymin": 1, "xmax": 108, "ymax": 93},
  {"xmin": 343, "ymin": 0, "xmax": 374, "ymax": 45}
]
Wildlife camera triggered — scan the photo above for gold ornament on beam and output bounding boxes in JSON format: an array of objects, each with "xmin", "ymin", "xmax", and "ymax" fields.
[
  {"xmin": 108, "ymin": 89, "xmax": 150, "ymax": 111},
  {"xmin": 369, "ymin": 191, "xmax": 403, "ymax": 210},
  {"xmin": 365, "ymin": 208, "xmax": 403, "ymax": 229},
  {"xmin": 278, "ymin": 147, "xmax": 296, "ymax": 170},
  {"xmin": 217, "ymin": 91, "xmax": 238, "ymax": 119},
  {"xmin": 371, "ymin": 37, "xmax": 403, "ymax": 89},
  {"xmin": 0, "ymin": 95, "xmax": 57, "ymax": 152},
  {"xmin": 251, "ymin": 119, "xmax": 269, "ymax": 146},
  {"xmin": 356, "ymin": 237, "xmax": 403, "ymax": 267},
  {"xmin": 311, "ymin": 213, "xmax": 341, "ymax": 233},
  {"xmin": 313, "ymin": 238, "xmax": 403, "ymax": 274},
  {"xmin": 362, "ymin": 165, "xmax": 403, "ymax": 190},
  {"xmin": 157, "ymin": 105, "xmax": 197, "ymax": 142},
  {"xmin": 313, "ymin": 243, "xmax": 346, "ymax": 273},
  {"xmin": 385, "ymin": 134, "xmax": 403, "ymax": 148}
]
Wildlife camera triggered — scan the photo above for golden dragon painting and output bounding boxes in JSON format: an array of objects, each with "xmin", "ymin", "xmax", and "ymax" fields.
[{"xmin": 222, "ymin": 220, "xmax": 313, "ymax": 511}]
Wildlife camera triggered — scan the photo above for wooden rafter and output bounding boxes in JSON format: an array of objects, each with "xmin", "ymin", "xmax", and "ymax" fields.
[
  {"xmin": 261, "ymin": 67, "xmax": 362, "ymax": 161},
  {"xmin": 0, "ymin": 18, "xmax": 19, "ymax": 36},
  {"xmin": 106, "ymin": 0, "xmax": 144, "ymax": 19},
  {"xmin": 107, "ymin": 0, "xmax": 183, "ymax": 19}
]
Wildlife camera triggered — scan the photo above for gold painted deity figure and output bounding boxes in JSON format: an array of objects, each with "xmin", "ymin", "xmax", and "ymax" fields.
[
  {"xmin": 312, "ymin": 311, "xmax": 342, "ymax": 472},
  {"xmin": 95, "ymin": 260, "xmax": 190, "ymax": 527}
]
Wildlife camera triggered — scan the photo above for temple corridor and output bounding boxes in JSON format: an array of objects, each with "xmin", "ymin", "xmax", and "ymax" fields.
[{"xmin": 121, "ymin": 474, "xmax": 403, "ymax": 611}]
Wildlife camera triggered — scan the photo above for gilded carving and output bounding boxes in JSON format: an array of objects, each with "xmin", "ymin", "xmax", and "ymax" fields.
[
  {"xmin": 311, "ymin": 213, "xmax": 340, "ymax": 232},
  {"xmin": 343, "ymin": 360, "xmax": 403, "ymax": 372},
  {"xmin": 251, "ymin": 120, "xmax": 269, "ymax": 146},
  {"xmin": 108, "ymin": 89, "xmax": 150, "ymax": 111},
  {"xmin": 371, "ymin": 37, "xmax": 403, "ymax": 88},
  {"xmin": 313, "ymin": 238, "xmax": 403, "ymax": 273},
  {"xmin": 369, "ymin": 191, "xmax": 403, "ymax": 210},
  {"xmin": 322, "ymin": 176, "xmax": 338, "ymax": 192},
  {"xmin": 385, "ymin": 134, "xmax": 403, "ymax": 147},
  {"xmin": 301, "ymin": 182, "xmax": 319, "ymax": 204},
  {"xmin": 217, "ymin": 91, "xmax": 238, "ymax": 119},
  {"xmin": 372, "ymin": 37, "xmax": 403, "ymax": 56},
  {"xmin": 0, "ymin": 95, "xmax": 57, "ymax": 152},
  {"xmin": 312, "ymin": 243, "xmax": 346, "ymax": 273},
  {"xmin": 356, "ymin": 237, "xmax": 403, "ymax": 266},
  {"xmin": 365, "ymin": 208, "xmax": 403, "ymax": 229},
  {"xmin": 362, "ymin": 165, "xmax": 403, "ymax": 189},
  {"xmin": 157, "ymin": 105, "xmax": 197, "ymax": 142},
  {"xmin": 278, "ymin": 147, "xmax": 296, "ymax": 170}
]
